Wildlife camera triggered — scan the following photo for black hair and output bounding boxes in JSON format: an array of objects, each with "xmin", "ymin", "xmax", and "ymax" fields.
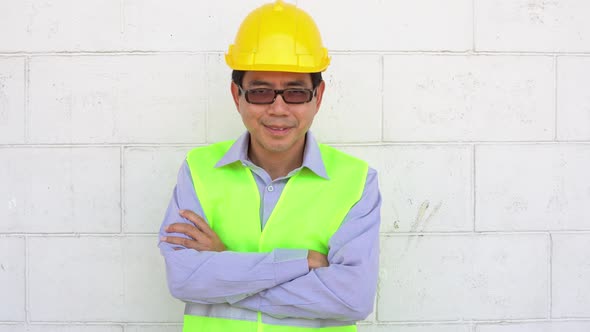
[{"xmin": 232, "ymin": 70, "xmax": 323, "ymax": 94}]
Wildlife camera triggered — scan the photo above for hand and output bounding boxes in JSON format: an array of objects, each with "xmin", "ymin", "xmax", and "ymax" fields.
[
  {"xmin": 162, "ymin": 210, "xmax": 226, "ymax": 252},
  {"xmin": 307, "ymin": 250, "xmax": 329, "ymax": 270}
]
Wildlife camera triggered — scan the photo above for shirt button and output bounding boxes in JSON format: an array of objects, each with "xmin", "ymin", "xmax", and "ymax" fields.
[{"xmin": 267, "ymin": 185, "xmax": 274, "ymax": 192}]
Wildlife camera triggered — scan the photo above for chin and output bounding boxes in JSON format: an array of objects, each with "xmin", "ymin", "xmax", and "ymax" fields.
[{"xmin": 264, "ymin": 144, "xmax": 291, "ymax": 153}]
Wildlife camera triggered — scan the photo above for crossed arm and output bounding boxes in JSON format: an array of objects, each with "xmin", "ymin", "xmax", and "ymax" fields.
[
  {"xmin": 162, "ymin": 209, "xmax": 330, "ymax": 269},
  {"xmin": 158, "ymin": 162, "xmax": 381, "ymax": 321}
]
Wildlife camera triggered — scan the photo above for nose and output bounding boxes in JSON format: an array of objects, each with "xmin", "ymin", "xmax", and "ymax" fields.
[{"xmin": 268, "ymin": 93, "xmax": 289, "ymax": 115}]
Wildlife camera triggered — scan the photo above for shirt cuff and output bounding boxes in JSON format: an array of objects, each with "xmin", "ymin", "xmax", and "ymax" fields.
[{"xmin": 273, "ymin": 248, "xmax": 309, "ymax": 285}]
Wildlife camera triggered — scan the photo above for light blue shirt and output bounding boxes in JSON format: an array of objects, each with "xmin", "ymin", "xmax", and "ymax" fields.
[{"xmin": 159, "ymin": 131, "xmax": 381, "ymax": 321}]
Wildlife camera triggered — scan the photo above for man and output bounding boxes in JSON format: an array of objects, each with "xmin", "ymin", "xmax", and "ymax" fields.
[{"xmin": 158, "ymin": 1, "xmax": 381, "ymax": 331}]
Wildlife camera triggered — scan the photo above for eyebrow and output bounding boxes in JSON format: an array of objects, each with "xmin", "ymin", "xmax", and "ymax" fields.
[
  {"xmin": 246, "ymin": 79, "xmax": 310, "ymax": 88},
  {"xmin": 247, "ymin": 80, "xmax": 273, "ymax": 88},
  {"xmin": 284, "ymin": 80, "xmax": 308, "ymax": 88}
]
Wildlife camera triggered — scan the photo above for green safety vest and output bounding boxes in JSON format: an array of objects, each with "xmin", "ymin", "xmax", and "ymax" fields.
[{"xmin": 184, "ymin": 140, "xmax": 368, "ymax": 332}]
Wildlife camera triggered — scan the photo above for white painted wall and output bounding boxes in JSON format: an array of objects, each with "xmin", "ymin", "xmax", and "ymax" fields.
[{"xmin": 1, "ymin": 1, "xmax": 589, "ymax": 331}]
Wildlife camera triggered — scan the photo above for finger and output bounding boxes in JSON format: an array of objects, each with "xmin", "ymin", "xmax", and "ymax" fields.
[
  {"xmin": 166, "ymin": 223, "xmax": 208, "ymax": 244},
  {"xmin": 163, "ymin": 235, "xmax": 214, "ymax": 252},
  {"xmin": 161, "ymin": 235, "xmax": 199, "ymax": 250},
  {"xmin": 179, "ymin": 210, "xmax": 216, "ymax": 237}
]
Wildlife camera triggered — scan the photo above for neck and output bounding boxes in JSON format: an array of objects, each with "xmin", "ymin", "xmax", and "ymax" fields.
[{"xmin": 248, "ymin": 143, "xmax": 305, "ymax": 180}]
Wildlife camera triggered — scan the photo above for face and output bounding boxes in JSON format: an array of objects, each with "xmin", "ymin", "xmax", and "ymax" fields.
[{"xmin": 231, "ymin": 71, "xmax": 325, "ymax": 161}]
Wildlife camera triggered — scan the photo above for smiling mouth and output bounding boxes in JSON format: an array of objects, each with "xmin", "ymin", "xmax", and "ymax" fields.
[{"xmin": 264, "ymin": 125, "xmax": 292, "ymax": 135}]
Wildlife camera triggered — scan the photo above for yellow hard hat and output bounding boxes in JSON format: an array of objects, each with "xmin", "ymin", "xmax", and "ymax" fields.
[{"xmin": 225, "ymin": 0, "xmax": 330, "ymax": 73}]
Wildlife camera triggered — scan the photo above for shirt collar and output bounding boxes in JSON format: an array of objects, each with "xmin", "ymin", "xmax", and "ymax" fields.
[{"xmin": 215, "ymin": 131, "xmax": 329, "ymax": 180}]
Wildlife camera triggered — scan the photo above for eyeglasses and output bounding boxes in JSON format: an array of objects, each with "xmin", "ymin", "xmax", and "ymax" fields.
[{"xmin": 239, "ymin": 86, "xmax": 316, "ymax": 105}]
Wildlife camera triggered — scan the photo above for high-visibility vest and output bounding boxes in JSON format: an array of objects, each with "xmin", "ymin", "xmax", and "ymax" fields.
[{"xmin": 184, "ymin": 140, "xmax": 368, "ymax": 332}]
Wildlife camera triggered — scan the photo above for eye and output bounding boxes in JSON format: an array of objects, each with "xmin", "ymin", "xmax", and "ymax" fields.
[
  {"xmin": 284, "ymin": 89, "xmax": 311, "ymax": 101},
  {"xmin": 286, "ymin": 89, "xmax": 307, "ymax": 95},
  {"xmin": 249, "ymin": 88, "xmax": 272, "ymax": 95}
]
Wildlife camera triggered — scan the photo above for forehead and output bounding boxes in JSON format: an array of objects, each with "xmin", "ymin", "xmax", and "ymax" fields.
[{"xmin": 242, "ymin": 71, "xmax": 312, "ymax": 87}]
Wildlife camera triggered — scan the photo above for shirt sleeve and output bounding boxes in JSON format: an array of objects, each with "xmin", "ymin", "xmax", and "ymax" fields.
[
  {"xmin": 231, "ymin": 168, "xmax": 381, "ymax": 321},
  {"xmin": 159, "ymin": 161, "xmax": 310, "ymax": 304}
]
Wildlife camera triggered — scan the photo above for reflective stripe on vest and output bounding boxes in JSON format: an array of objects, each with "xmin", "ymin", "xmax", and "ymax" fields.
[{"xmin": 184, "ymin": 140, "xmax": 368, "ymax": 332}]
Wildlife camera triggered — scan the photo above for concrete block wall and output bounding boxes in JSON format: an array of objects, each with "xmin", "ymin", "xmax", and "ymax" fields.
[{"xmin": 1, "ymin": 0, "xmax": 589, "ymax": 331}]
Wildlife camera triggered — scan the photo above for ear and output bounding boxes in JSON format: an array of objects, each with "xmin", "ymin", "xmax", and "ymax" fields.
[
  {"xmin": 230, "ymin": 82, "xmax": 241, "ymax": 110},
  {"xmin": 313, "ymin": 80, "xmax": 326, "ymax": 111}
]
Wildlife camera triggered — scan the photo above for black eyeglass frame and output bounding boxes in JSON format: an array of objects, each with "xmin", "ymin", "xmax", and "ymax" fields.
[{"xmin": 238, "ymin": 86, "xmax": 317, "ymax": 105}]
